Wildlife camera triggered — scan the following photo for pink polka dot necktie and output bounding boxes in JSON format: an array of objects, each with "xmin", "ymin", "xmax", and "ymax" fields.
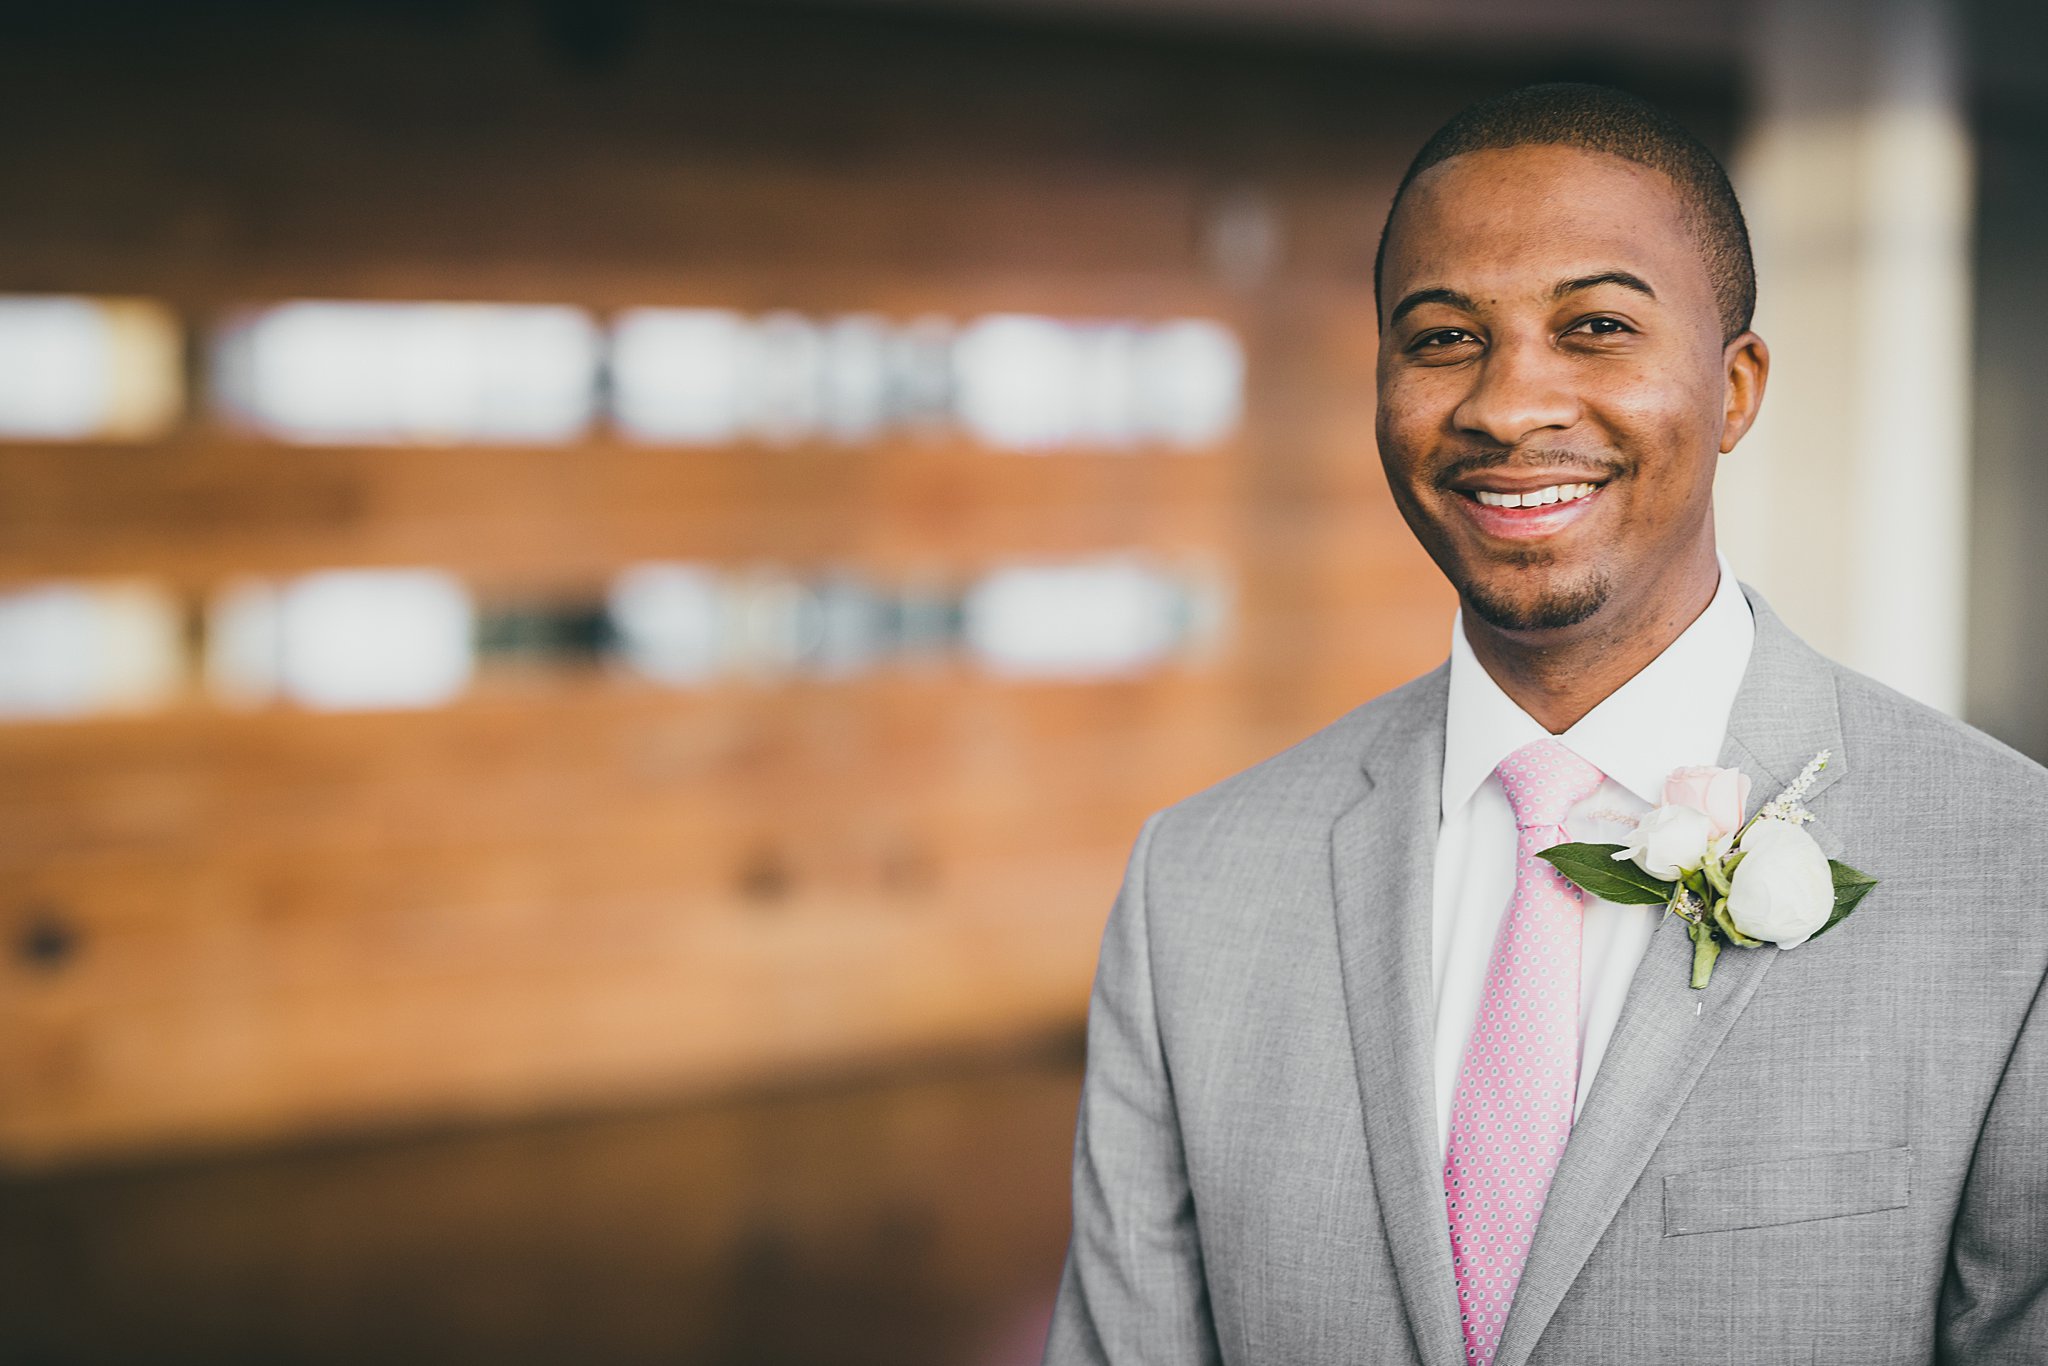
[{"xmin": 1443, "ymin": 737, "xmax": 1604, "ymax": 1366}]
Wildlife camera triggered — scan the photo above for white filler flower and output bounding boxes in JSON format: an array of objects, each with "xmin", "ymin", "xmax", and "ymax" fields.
[
  {"xmin": 1726, "ymin": 817, "xmax": 1836, "ymax": 948},
  {"xmin": 1615, "ymin": 803, "xmax": 1716, "ymax": 881}
]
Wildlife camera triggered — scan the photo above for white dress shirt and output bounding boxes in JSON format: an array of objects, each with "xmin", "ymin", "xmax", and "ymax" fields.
[{"xmin": 1430, "ymin": 556, "xmax": 1755, "ymax": 1158}]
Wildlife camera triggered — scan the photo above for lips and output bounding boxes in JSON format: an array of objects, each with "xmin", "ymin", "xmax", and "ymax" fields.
[
  {"xmin": 1468, "ymin": 480, "xmax": 1599, "ymax": 509},
  {"xmin": 1450, "ymin": 477, "xmax": 1608, "ymax": 540}
]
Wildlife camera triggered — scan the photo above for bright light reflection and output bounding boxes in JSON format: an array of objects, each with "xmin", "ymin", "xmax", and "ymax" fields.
[
  {"xmin": 1136, "ymin": 319, "xmax": 1245, "ymax": 448},
  {"xmin": 0, "ymin": 296, "xmax": 182, "ymax": 440},
  {"xmin": 610, "ymin": 309, "xmax": 755, "ymax": 443},
  {"xmin": 611, "ymin": 310, "xmax": 1239, "ymax": 449},
  {"xmin": 964, "ymin": 557, "xmax": 1184, "ymax": 679},
  {"xmin": 954, "ymin": 315, "xmax": 1244, "ymax": 450},
  {"xmin": 214, "ymin": 302, "xmax": 600, "ymax": 444},
  {"xmin": 607, "ymin": 563, "xmax": 728, "ymax": 685},
  {"xmin": 952, "ymin": 315, "xmax": 1086, "ymax": 450},
  {"xmin": 279, "ymin": 570, "xmax": 473, "ymax": 710},
  {"xmin": 0, "ymin": 580, "xmax": 184, "ymax": 719},
  {"xmin": 819, "ymin": 316, "xmax": 892, "ymax": 441},
  {"xmin": 207, "ymin": 569, "xmax": 474, "ymax": 710}
]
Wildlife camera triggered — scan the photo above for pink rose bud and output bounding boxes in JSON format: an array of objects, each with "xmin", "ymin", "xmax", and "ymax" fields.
[{"xmin": 1662, "ymin": 765, "xmax": 1751, "ymax": 841}]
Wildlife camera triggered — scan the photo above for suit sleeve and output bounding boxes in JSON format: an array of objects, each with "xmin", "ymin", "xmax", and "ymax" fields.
[
  {"xmin": 1042, "ymin": 811, "xmax": 1224, "ymax": 1366},
  {"xmin": 1938, "ymin": 960, "xmax": 2048, "ymax": 1363}
]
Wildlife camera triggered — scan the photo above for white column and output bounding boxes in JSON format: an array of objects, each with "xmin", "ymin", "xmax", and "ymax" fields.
[{"xmin": 1720, "ymin": 0, "xmax": 1973, "ymax": 714}]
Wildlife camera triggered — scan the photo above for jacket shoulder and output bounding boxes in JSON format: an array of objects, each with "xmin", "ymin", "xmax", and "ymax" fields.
[{"xmin": 1831, "ymin": 661, "xmax": 2048, "ymax": 803}]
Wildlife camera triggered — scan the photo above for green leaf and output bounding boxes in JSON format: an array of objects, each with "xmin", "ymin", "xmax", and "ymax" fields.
[
  {"xmin": 1808, "ymin": 860, "xmax": 1879, "ymax": 940},
  {"xmin": 1536, "ymin": 842, "xmax": 1674, "ymax": 905}
]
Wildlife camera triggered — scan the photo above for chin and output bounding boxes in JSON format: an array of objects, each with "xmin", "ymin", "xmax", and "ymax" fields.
[{"xmin": 1462, "ymin": 568, "xmax": 1613, "ymax": 633}]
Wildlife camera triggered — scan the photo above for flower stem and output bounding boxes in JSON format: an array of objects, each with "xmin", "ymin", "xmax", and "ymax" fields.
[{"xmin": 1689, "ymin": 922, "xmax": 1721, "ymax": 990}]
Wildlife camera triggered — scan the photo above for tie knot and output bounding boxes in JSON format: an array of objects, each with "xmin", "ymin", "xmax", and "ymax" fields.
[{"xmin": 1495, "ymin": 737, "xmax": 1604, "ymax": 830}]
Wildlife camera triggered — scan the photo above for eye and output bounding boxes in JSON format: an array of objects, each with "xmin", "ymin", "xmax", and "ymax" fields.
[
  {"xmin": 1409, "ymin": 327, "xmax": 1479, "ymax": 353},
  {"xmin": 1568, "ymin": 315, "xmax": 1634, "ymax": 338}
]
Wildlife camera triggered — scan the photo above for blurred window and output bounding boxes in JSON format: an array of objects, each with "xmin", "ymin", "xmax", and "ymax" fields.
[
  {"xmin": 953, "ymin": 315, "xmax": 1243, "ymax": 450},
  {"xmin": 204, "ymin": 578, "xmax": 285, "ymax": 708},
  {"xmin": 884, "ymin": 316, "xmax": 956, "ymax": 428},
  {"xmin": 188, "ymin": 558, "xmax": 1223, "ymax": 707},
  {"xmin": 964, "ymin": 557, "xmax": 1187, "ymax": 679},
  {"xmin": 610, "ymin": 309, "xmax": 756, "ymax": 443},
  {"xmin": 808, "ymin": 572, "xmax": 889, "ymax": 677},
  {"xmin": 1134, "ymin": 319, "xmax": 1245, "ymax": 447},
  {"xmin": 818, "ymin": 315, "xmax": 893, "ymax": 441},
  {"xmin": 608, "ymin": 562, "xmax": 899, "ymax": 683},
  {"xmin": 206, "ymin": 569, "xmax": 474, "ymax": 710},
  {"xmin": 0, "ymin": 296, "xmax": 182, "ymax": 441},
  {"xmin": 213, "ymin": 302, "xmax": 600, "ymax": 444},
  {"xmin": 614, "ymin": 309, "xmax": 931, "ymax": 447},
  {"xmin": 952, "ymin": 315, "xmax": 1091, "ymax": 449},
  {"xmin": 607, "ymin": 562, "xmax": 730, "ymax": 684},
  {"xmin": 0, "ymin": 580, "xmax": 184, "ymax": 719},
  {"xmin": 613, "ymin": 309, "xmax": 1241, "ymax": 449}
]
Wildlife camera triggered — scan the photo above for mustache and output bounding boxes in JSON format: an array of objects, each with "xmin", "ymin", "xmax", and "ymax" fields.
[{"xmin": 1431, "ymin": 448, "xmax": 1631, "ymax": 493}]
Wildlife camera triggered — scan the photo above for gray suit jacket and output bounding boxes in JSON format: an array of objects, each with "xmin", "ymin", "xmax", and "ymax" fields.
[{"xmin": 1045, "ymin": 587, "xmax": 2048, "ymax": 1365}]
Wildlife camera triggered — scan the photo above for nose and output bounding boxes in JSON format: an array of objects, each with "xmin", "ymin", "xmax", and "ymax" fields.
[{"xmin": 1450, "ymin": 336, "xmax": 1581, "ymax": 447}]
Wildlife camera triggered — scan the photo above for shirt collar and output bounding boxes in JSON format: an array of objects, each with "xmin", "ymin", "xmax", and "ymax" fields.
[{"xmin": 1441, "ymin": 554, "xmax": 1756, "ymax": 818}]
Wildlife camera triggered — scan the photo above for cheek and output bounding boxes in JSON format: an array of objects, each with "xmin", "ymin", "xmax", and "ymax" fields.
[
  {"xmin": 1374, "ymin": 371, "xmax": 1454, "ymax": 470},
  {"xmin": 1598, "ymin": 372, "xmax": 1723, "ymax": 478}
]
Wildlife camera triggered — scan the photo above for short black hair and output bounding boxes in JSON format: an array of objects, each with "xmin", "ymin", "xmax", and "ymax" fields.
[{"xmin": 1374, "ymin": 83, "xmax": 1756, "ymax": 341}]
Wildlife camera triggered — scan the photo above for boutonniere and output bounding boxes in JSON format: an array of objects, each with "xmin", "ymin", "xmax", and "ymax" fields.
[{"xmin": 1539, "ymin": 751, "xmax": 1878, "ymax": 989}]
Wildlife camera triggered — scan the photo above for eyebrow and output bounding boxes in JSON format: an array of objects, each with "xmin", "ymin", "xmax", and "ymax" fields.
[
  {"xmin": 1554, "ymin": 270, "xmax": 1657, "ymax": 302},
  {"xmin": 1388, "ymin": 271, "xmax": 1659, "ymax": 329},
  {"xmin": 1387, "ymin": 286, "xmax": 1475, "ymax": 328}
]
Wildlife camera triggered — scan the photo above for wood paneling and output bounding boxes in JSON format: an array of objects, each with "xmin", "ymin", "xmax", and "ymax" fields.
[
  {"xmin": 0, "ymin": 433, "xmax": 1241, "ymax": 588},
  {"xmin": 0, "ymin": 673, "xmax": 1243, "ymax": 1162},
  {"xmin": 0, "ymin": 0, "xmax": 1732, "ymax": 1167}
]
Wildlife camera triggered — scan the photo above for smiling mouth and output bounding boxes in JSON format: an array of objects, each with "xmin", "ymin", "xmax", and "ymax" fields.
[{"xmin": 1460, "ymin": 481, "xmax": 1602, "ymax": 509}]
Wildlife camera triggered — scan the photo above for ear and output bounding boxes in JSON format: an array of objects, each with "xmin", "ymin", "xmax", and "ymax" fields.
[{"xmin": 1719, "ymin": 331, "xmax": 1769, "ymax": 453}]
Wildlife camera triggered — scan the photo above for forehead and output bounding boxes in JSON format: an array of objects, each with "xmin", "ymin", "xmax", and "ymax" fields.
[{"xmin": 1382, "ymin": 144, "xmax": 1708, "ymax": 312}]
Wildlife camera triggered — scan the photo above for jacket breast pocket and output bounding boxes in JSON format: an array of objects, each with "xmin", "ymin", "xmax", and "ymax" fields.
[{"xmin": 1663, "ymin": 1146, "xmax": 1913, "ymax": 1237}]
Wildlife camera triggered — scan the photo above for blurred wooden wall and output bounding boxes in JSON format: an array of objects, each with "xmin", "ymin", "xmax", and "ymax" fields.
[{"xmin": 0, "ymin": 0, "xmax": 1733, "ymax": 1167}]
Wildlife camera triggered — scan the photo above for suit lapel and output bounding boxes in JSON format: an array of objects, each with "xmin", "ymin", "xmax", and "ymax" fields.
[
  {"xmin": 1329, "ymin": 665, "xmax": 1467, "ymax": 1366},
  {"xmin": 1490, "ymin": 586, "xmax": 1848, "ymax": 1366}
]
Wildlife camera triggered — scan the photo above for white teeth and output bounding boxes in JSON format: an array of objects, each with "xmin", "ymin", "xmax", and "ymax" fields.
[{"xmin": 1472, "ymin": 482, "xmax": 1596, "ymax": 509}]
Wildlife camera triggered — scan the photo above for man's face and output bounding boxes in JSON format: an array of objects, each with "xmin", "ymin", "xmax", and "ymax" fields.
[{"xmin": 1375, "ymin": 144, "xmax": 1753, "ymax": 635}]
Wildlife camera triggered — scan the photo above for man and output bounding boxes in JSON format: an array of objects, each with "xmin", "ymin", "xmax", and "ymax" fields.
[{"xmin": 1044, "ymin": 84, "xmax": 2048, "ymax": 1366}]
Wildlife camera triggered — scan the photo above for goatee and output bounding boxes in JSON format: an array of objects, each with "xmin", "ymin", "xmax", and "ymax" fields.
[{"xmin": 1463, "ymin": 568, "xmax": 1612, "ymax": 632}]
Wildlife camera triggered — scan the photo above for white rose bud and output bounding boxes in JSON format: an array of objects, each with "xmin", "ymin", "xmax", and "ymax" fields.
[
  {"xmin": 1725, "ymin": 817, "xmax": 1835, "ymax": 949},
  {"xmin": 1614, "ymin": 803, "xmax": 1714, "ymax": 881}
]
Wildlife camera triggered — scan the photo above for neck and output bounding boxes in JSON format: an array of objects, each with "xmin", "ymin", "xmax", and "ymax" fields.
[{"xmin": 1461, "ymin": 548, "xmax": 1722, "ymax": 734}]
